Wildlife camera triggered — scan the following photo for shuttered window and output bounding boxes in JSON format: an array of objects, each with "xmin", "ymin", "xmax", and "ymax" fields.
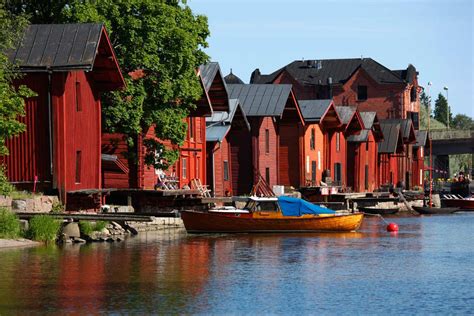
[
  {"xmin": 75, "ymin": 151, "xmax": 82, "ymax": 183},
  {"xmin": 75, "ymin": 82, "xmax": 82, "ymax": 112},
  {"xmin": 182, "ymin": 158, "xmax": 187, "ymax": 179},
  {"xmin": 357, "ymin": 85, "xmax": 367, "ymax": 100},
  {"xmin": 223, "ymin": 160, "xmax": 229, "ymax": 181},
  {"xmin": 265, "ymin": 129, "xmax": 270, "ymax": 154}
]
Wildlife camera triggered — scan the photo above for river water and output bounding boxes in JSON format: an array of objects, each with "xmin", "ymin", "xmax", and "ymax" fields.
[{"xmin": 1, "ymin": 213, "xmax": 473, "ymax": 315}]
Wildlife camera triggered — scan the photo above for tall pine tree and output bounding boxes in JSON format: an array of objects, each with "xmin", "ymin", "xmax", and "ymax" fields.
[{"xmin": 433, "ymin": 93, "xmax": 452, "ymax": 127}]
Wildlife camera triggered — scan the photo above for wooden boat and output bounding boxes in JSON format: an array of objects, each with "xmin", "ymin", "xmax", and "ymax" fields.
[
  {"xmin": 412, "ymin": 206, "xmax": 459, "ymax": 215},
  {"xmin": 441, "ymin": 197, "xmax": 474, "ymax": 210},
  {"xmin": 358, "ymin": 206, "xmax": 399, "ymax": 215},
  {"xmin": 181, "ymin": 196, "xmax": 364, "ymax": 233}
]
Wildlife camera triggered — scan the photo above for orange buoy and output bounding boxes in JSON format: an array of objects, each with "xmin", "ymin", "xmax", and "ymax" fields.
[{"xmin": 386, "ymin": 222, "xmax": 399, "ymax": 232}]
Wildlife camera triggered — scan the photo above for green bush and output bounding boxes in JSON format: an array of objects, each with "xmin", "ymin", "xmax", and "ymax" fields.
[
  {"xmin": 0, "ymin": 208, "xmax": 21, "ymax": 238},
  {"xmin": 27, "ymin": 215, "xmax": 61, "ymax": 242},
  {"xmin": 0, "ymin": 166, "xmax": 14, "ymax": 196},
  {"xmin": 79, "ymin": 221, "xmax": 108, "ymax": 235},
  {"xmin": 50, "ymin": 201, "xmax": 64, "ymax": 213}
]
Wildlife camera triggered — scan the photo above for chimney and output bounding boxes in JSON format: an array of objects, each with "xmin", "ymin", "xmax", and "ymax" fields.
[
  {"xmin": 317, "ymin": 60, "xmax": 322, "ymax": 70},
  {"xmin": 327, "ymin": 76, "xmax": 333, "ymax": 99}
]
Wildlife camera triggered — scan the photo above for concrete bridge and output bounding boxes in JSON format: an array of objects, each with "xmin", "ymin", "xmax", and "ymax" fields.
[{"xmin": 429, "ymin": 129, "xmax": 474, "ymax": 155}]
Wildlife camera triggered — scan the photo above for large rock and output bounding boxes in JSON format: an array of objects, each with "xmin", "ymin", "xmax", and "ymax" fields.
[
  {"xmin": 61, "ymin": 222, "xmax": 80, "ymax": 238},
  {"xmin": 12, "ymin": 199, "xmax": 27, "ymax": 212}
]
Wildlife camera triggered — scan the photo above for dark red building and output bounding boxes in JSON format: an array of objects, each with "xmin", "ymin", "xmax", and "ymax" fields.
[
  {"xmin": 206, "ymin": 99, "xmax": 250, "ymax": 196},
  {"xmin": 102, "ymin": 62, "xmax": 229, "ymax": 190},
  {"xmin": 333, "ymin": 106, "xmax": 364, "ymax": 187},
  {"xmin": 347, "ymin": 112, "xmax": 384, "ymax": 192},
  {"xmin": 251, "ymin": 58, "xmax": 421, "ymax": 189},
  {"xmin": 412, "ymin": 130, "xmax": 428, "ymax": 188},
  {"xmin": 227, "ymin": 84, "xmax": 304, "ymax": 189},
  {"xmin": 4, "ymin": 24, "xmax": 125, "ymax": 207}
]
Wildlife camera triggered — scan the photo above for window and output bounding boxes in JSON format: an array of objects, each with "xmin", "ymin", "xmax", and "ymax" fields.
[
  {"xmin": 265, "ymin": 167, "xmax": 270, "ymax": 184},
  {"xmin": 265, "ymin": 129, "xmax": 270, "ymax": 154},
  {"xmin": 317, "ymin": 151, "xmax": 321, "ymax": 170},
  {"xmin": 75, "ymin": 151, "xmax": 82, "ymax": 183},
  {"xmin": 365, "ymin": 165, "xmax": 369, "ymax": 190},
  {"xmin": 410, "ymin": 86, "xmax": 417, "ymax": 102},
  {"xmin": 366, "ymin": 141, "xmax": 369, "ymax": 151},
  {"xmin": 75, "ymin": 82, "xmax": 82, "ymax": 112},
  {"xmin": 182, "ymin": 158, "xmax": 187, "ymax": 179},
  {"xmin": 223, "ymin": 160, "xmax": 229, "ymax": 181},
  {"xmin": 336, "ymin": 132, "xmax": 340, "ymax": 152},
  {"xmin": 357, "ymin": 85, "xmax": 367, "ymax": 101},
  {"xmin": 334, "ymin": 163, "xmax": 342, "ymax": 184},
  {"xmin": 310, "ymin": 128, "xmax": 316, "ymax": 150},
  {"xmin": 189, "ymin": 119, "xmax": 194, "ymax": 140},
  {"xmin": 408, "ymin": 111, "xmax": 419, "ymax": 130}
]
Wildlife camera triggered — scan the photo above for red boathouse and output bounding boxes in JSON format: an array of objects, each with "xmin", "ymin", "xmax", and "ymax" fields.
[
  {"xmin": 227, "ymin": 84, "xmax": 305, "ymax": 189},
  {"xmin": 206, "ymin": 99, "xmax": 251, "ymax": 196},
  {"xmin": 298, "ymin": 99, "xmax": 342, "ymax": 187},
  {"xmin": 102, "ymin": 62, "xmax": 229, "ymax": 190},
  {"xmin": 347, "ymin": 112, "xmax": 384, "ymax": 192},
  {"xmin": 4, "ymin": 24, "xmax": 125, "ymax": 208}
]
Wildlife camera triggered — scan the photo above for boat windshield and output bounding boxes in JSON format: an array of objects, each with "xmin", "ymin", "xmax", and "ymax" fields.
[{"xmin": 244, "ymin": 200, "xmax": 279, "ymax": 212}]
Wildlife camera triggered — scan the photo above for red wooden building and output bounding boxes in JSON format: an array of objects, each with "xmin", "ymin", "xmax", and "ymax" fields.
[
  {"xmin": 333, "ymin": 106, "xmax": 364, "ymax": 188},
  {"xmin": 227, "ymin": 84, "xmax": 304, "ymax": 189},
  {"xmin": 251, "ymin": 58, "xmax": 421, "ymax": 189},
  {"xmin": 298, "ymin": 99, "xmax": 342, "ymax": 186},
  {"xmin": 412, "ymin": 130, "xmax": 428, "ymax": 188},
  {"xmin": 378, "ymin": 119, "xmax": 416, "ymax": 187},
  {"xmin": 102, "ymin": 62, "xmax": 229, "ymax": 190},
  {"xmin": 347, "ymin": 112, "xmax": 384, "ymax": 192},
  {"xmin": 4, "ymin": 24, "xmax": 125, "ymax": 207},
  {"xmin": 206, "ymin": 99, "xmax": 250, "ymax": 196}
]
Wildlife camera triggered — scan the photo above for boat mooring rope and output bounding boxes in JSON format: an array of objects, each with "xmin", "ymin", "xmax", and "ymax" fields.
[{"xmin": 362, "ymin": 212, "xmax": 389, "ymax": 225}]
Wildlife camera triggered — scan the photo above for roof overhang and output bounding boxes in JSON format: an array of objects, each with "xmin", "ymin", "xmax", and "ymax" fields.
[
  {"xmin": 320, "ymin": 101, "xmax": 342, "ymax": 130},
  {"xmin": 344, "ymin": 110, "xmax": 364, "ymax": 136},
  {"xmin": 281, "ymin": 89, "xmax": 305, "ymax": 125}
]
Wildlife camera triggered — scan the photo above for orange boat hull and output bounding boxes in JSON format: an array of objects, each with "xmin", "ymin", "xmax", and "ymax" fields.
[{"xmin": 181, "ymin": 211, "xmax": 364, "ymax": 233}]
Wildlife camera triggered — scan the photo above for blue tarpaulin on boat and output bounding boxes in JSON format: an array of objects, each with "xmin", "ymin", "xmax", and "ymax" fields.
[{"xmin": 278, "ymin": 196, "xmax": 336, "ymax": 216}]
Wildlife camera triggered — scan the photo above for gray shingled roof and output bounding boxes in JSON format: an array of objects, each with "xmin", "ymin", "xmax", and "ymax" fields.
[
  {"xmin": 199, "ymin": 62, "xmax": 228, "ymax": 93},
  {"xmin": 8, "ymin": 24, "xmax": 104, "ymax": 71},
  {"xmin": 347, "ymin": 130, "xmax": 369, "ymax": 142},
  {"xmin": 359, "ymin": 112, "xmax": 376, "ymax": 129},
  {"xmin": 378, "ymin": 121, "xmax": 402, "ymax": 153},
  {"xmin": 383, "ymin": 118, "xmax": 414, "ymax": 141},
  {"xmin": 227, "ymin": 84, "xmax": 292, "ymax": 117},
  {"xmin": 299, "ymin": 99, "xmax": 332, "ymax": 123},
  {"xmin": 414, "ymin": 130, "xmax": 428, "ymax": 148},
  {"xmin": 206, "ymin": 99, "xmax": 250, "ymax": 142},
  {"xmin": 206, "ymin": 125, "xmax": 231, "ymax": 142},
  {"xmin": 251, "ymin": 58, "xmax": 406, "ymax": 86},
  {"xmin": 335, "ymin": 106, "xmax": 357, "ymax": 125}
]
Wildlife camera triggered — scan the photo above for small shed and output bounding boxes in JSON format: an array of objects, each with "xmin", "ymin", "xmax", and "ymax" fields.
[
  {"xmin": 5, "ymin": 23, "xmax": 125, "ymax": 208},
  {"xmin": 332, "ymin": 106, "xmax": 364, "ymax": 187},
  {"xmin": 227, "ymin": 84, "xmax": 304, "ymax": 188},
  {"xmin": 378, "ymin": 121, "xmax": 404, "ymax": 186},
  {"xmin": 299, "ymin": 99, "xmax": 341, "ymax": 186},
  {"xmin": 206, "ymin": 99, "xmax": 250, "ymax": 196},
  {"xmin": 347, "ymin": 112, "xmax": 383, "ymax": 192},
  {"xmin": 412, "ymin": 130, "xmax": 428, "ymax": 187}
]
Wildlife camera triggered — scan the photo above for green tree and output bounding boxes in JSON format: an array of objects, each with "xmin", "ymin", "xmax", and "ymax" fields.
[
  {"xmin": 419, "ymin": 90, "xmax": 431, "ymax": 113},
  {"xmin": 0, "ymin": 4, "xmax": 34, "ymax": 156},
  {"xmin": 6, "ymin": 0, "xmax": 210, "ymax": 169},
  {"xmin": 451, "ymin": 114, "xmax": 474, "ymax": 130},
  {"xmin": 433, "ymin": 93, "xmax": 452, "ymax": 127}
]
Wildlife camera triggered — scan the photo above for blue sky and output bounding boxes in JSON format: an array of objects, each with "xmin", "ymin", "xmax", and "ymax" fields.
[{"xmin": 191, "ymin": 0, "xmax": 473, "ymax": 117}]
